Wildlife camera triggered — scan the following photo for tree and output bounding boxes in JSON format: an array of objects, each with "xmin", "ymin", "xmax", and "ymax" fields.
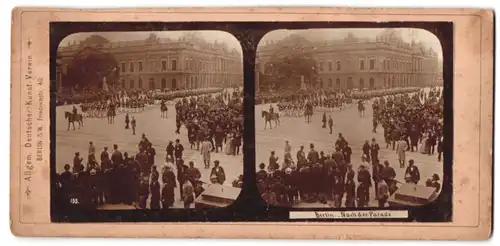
[
  {"xmin": 260, "ymin": 35, "xmax": 318, "ymax": 91},
  {"xmin": 64, "ymin": 46, "xmax": 119, "ymax": 91}
]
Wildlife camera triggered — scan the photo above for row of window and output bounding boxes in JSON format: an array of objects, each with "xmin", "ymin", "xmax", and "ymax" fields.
[
  {"xmin": 316, "ymin": 58, "xmax": 424, "ymax": 72},
  {"xmin": 120, "ymin": 59, "xmax": 178, "ymax": 73},
  {"xmin": 120, "ymin": 75, "xmax": 238, "ymax": 89},
  {"xmin": 119, "ymin": 57, "xmax": 240, "ymax": 74},
  {"xmin": 319, "ymin": 77, "xmax": 376, "ymax": 88}
]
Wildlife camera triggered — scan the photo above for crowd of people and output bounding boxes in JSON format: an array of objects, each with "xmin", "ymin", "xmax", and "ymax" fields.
[
  {"xmin": 55, "ymin": 134, "xmax": 233, "ymax": 210},
  {"xmin": 374, "ymin": 87, "xmax": 444, "ymax": 163},
  {"xmin": 56, "ymin": 86, "xmax": 245, "ymax": 210},
  {"xmin": 256, "ymin": 87, "xmax": 444, "ymax": 208},
  {"xmin": 174, "ymin": 88, "xmax": 244, "ymax": 163}
]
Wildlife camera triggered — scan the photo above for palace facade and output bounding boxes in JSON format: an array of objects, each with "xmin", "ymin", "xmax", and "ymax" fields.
[
  {"xmin": 255, "ymin": 30, "xmax": 443, "ymax": 91},
  {"xmin": 56, "ymin": 33, "xmax": 243, "ymax": 91}
]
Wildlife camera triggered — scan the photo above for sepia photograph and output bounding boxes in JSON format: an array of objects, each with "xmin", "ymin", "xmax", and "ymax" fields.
[
  {"xmin": 54, "ymin": 30, "xmax": 244, "ymax": 210},
  {"xmin": 255, "ymin": 28, "xmax": 445, "ymax": 208}
]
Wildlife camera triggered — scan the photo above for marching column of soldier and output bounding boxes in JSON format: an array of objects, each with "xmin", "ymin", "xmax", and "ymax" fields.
[{"xmin": 256, "ymin": 87, "xmax": 443, "ymax": 208}]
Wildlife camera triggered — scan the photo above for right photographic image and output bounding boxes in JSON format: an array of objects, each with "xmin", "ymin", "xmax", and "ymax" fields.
[{"xmin": 255, "ymin": 28, "xmax": 444, "ymax": 208}]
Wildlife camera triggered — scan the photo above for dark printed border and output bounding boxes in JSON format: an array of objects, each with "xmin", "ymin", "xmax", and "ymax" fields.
[{"xmin": 49, "ymin": 21, "xmax": 453, "ymax": 223}]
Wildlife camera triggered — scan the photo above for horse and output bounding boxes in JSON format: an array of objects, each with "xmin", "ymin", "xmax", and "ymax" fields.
[
  {"xmin": 160, "ymin": 102, "xmax": 168, "ymax": 118},
  {"xmin": 358, "ymin": 100, "xmax": 365, "ymax": 117},
  {"xmin": 107, "ymin": 104, "xmax": 116, "ymax": 124},
  {"xmin": 262, "ymin": 110, "xmax": 280, "ymax": 130},
  {"xmin": 304, "ymin": 104, "xmax": 313, "ymax": 123},
  {"xmin": 65, "ymin": 111, "xmax": 83, "ymax": 131}
]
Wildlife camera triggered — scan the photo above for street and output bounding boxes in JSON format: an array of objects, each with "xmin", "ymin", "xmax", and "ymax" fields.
[
  {"xmin": 255, "ymin": 95, "xmax": 443, "ymax": 207},
  {"xmin": 56, "ymin": 100, "xmax": 243, "ymax": 209}
]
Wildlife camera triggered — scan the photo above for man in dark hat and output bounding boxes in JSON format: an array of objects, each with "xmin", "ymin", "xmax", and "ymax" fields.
[
  {"xmin": 307, "ymin": 143, "xmax": 319, "ymax": 165},
  {"xmin": 345, "ymin": 170, "xmax": 356, "ymax": 208},
  {"xmin": 328, "ymin": 115, "xmax": 334, "ymax": 134},
  {"xmin": 73, "ymin": 152, "xmax": 83, "ymax": 173},
  {"xmin": 370, "ymin": 138, "xmax": 380, "ymax": 165},
  {"xmin": 335, "ymin": 133, "xmax": 348, "ymax": 151},
  {"xmin": 404, "ymin": 159, "xmax": 420, "ymax": 184},
  {"xmin": 88, "ymin": 141, "xmax": 96, "ymax": 164},
  {"xmin": 430, "ymin": 173, "xmax": 441, "ymax": 193},
  {"xmin": 100, "ymin": 147, "xmax": 110, "ymax": 170},
  {"xmin": 357, "ymin": 165, "xmax": 372, "ymax": 207},
  {"xmin": 111, "ymin": 144, "xmax": 123, "ymax": 167},
  {"xmin": 131, "ymin": 116, "xmax": 137, "ymax": 135},
  {"xmin": 174, "ymin": 139, "xmax": 184, "ymax": 165},
  {"xmin": 381, "ymin": 160, "xmax": 397, "ymax": 194},
  {"xmin": 210, "ymin": 160, "xmax": 226, "ymax": 185},
  {"xmin": 256, "ymin": 163, "xmax": 268, "ymax": 183},
  {"xmin": 166, "ymin": 141, "xmax": 174, "ymax": 163},
  {"xmin": 186, "ymin": 161, "xmax": 201, "ymax": 185},
  {"xmin": 268, "ymin": 151, "xmax": 279, "ymax": 172},
  {"xmin": 362, "ymin": 140, "xmax": 371, "ymax": 164}
]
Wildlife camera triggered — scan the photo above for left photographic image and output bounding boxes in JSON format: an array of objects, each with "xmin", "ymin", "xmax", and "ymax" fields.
[{"xmin": 54, "ymin": 31, "xmax": 244, "ymax": 210}]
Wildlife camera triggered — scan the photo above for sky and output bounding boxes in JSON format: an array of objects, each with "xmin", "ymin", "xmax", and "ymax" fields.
[
  {"xmin": 260, "ymin": 28, "xmax": 443, "ymax": 59},
  {"xmin": 60, "ymin": 30, "xmax": 243, "ymax": 52}
]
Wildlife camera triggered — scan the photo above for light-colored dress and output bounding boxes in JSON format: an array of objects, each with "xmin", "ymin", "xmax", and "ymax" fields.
[
  {"xmin": 419, "ymin": 133, "xmax": 429, "ymax": 154},
  {"xmin": 225, "ymin": 134, "xmax": 234, "ymax": 155}
]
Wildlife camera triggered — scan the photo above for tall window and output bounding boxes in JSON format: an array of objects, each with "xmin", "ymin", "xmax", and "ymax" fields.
[
  {"xmin": 359, "ymin": 78, "xmax": 364, "ymax": 88},
  {"xmin": 328, "ymin": 78, "xmax": 333, "ymax": 87},
  {"xmin": 138, "ymin": 79, "xmax": 143, "ymax": 89},
  {"xmin": 328, "ymin": 61, "xmax": 333, "ymax": 71},
  {"xmin": 336, "ymin": 78, "xmax": 341, "ymax": 87},
  {"xmin": 161, "ymin": 78, "xmax": 166, "ymax": 89},
  {"xmin": 129, "ymin": 61, "xmax": 134, "ymax": 72},
  {"xmin": 149, "ymin": 60, "xmax": 155, "ymax": 72},
  {"xmin": 172, "ymin": 59, "xmax": 177, "ymax": 71},
  {"xmin": 185, "ymin": 59, "xmax": 189, "ymax": 70},
  {"xmin": 121, "ymin": 62, "xmax": 126, "ymax": 73},
  {"xmin": 369, "ymin": 59, "xmax": 375, "ymax": 70},
  {"xmin": 336, "ymin": 61, "xmax": 341, "ymax": 71},
  {"xmin": 121, "ymin": 79, "xmax": 125, "ymax": 88},
  {"xmin": 359, "ymin": 60, "xmax": 365, "ymax": 70},
  {"xmin": 369, "ymin": 77, "xmax": 375, "ymax": 89},
  {"xmin": 149, "ymin": 78, "xmax": 155, "ymax": 89},
  {"xmin": 162, "ymin": 60, "xmax": 167, "ymax": 71},
  {"xmin": 138, "ymin": 61, "xmax": 143, "ymax": 72},
  {"xmin": 130, "ymin": 80, "xmax": 135, "ymax": 89},
  {"xmin": 320, "ymin": 62, "xmax": 324, "ymax": 71},
  {"xmin": 172, "ymin": 78, "xmax": 177, "ymax": 89}
]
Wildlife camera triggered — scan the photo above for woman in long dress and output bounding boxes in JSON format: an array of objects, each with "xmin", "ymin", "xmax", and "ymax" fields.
[
  {"xmin": 225, "ymin": 132, "xmax": 234, "ymax": 155},
  {"xmin": 419, "ymin": 132, "xmax": 429, "ymax": 154}
]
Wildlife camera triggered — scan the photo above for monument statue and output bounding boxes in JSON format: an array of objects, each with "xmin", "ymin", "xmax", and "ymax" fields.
[
  {"xmin": 300, "ymin": 75, "xmax": 307, "ymax": 90},
  {"xmin": 102, "ymin": 76, "xmax": 109, "ymax": 92}
]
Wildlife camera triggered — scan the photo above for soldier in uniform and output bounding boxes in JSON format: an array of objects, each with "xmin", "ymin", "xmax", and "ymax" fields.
[
  {"xmin": 131, "ymin": 116, "xmax": 137, "ymax": 135},
  {"xmin": 328, "ymin": 116, "xmax": 334, "ymax": 134}
]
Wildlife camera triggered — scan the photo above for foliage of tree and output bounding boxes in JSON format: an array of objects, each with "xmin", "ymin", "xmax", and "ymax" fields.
[
  {"xmin": 260, "ymin": 35, "xmax": 318, "ymax": 91},
  {"xmin": 64, "ymin": 46, "xmax": 119, "ymax": 91}
]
